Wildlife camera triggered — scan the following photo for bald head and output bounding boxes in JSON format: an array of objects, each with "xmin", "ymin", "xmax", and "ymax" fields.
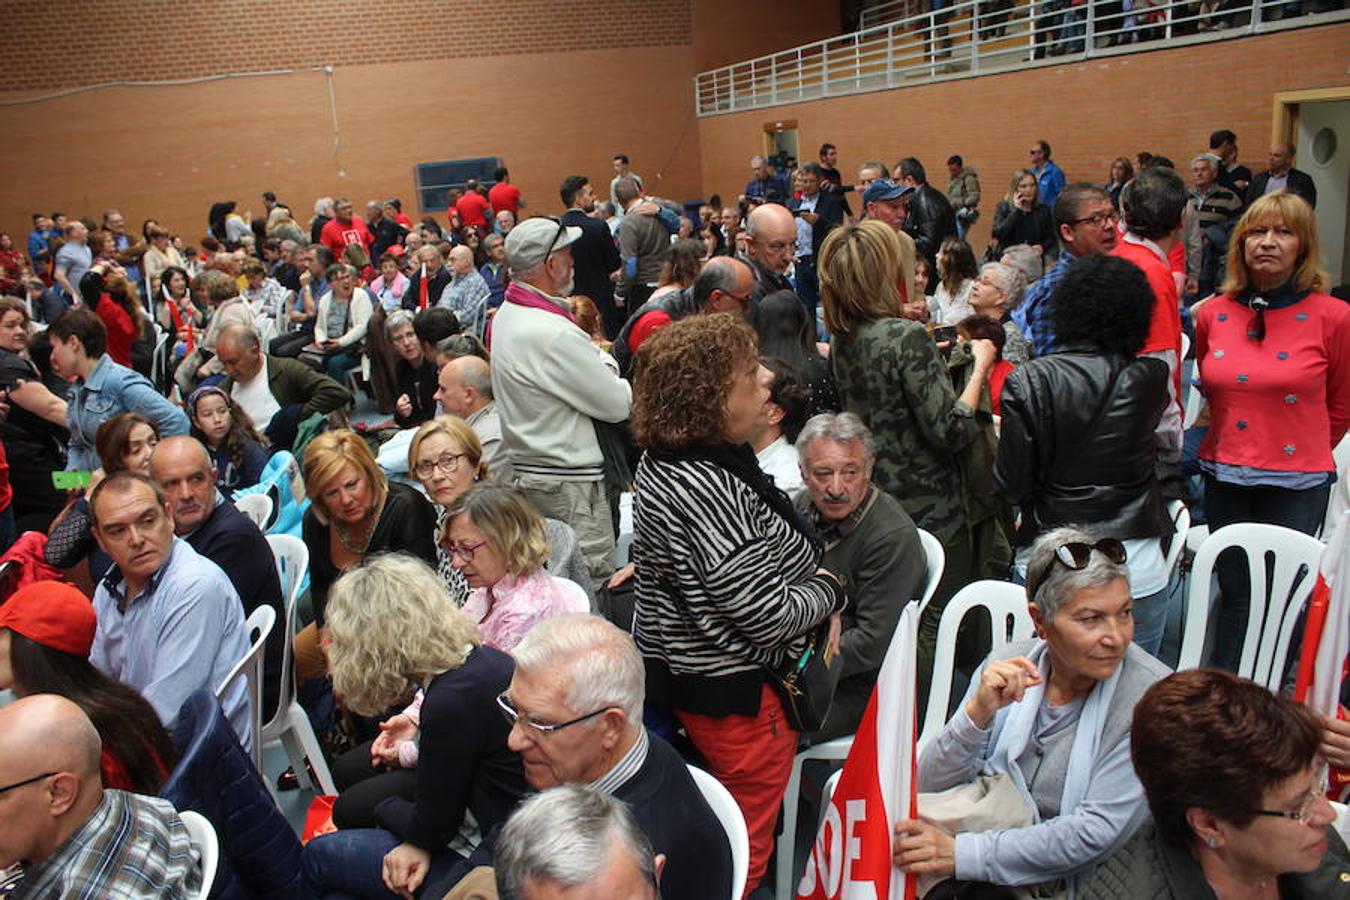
[
  {"xmin": 150, "ymin": 435, "xmax": 217, "ymax": 535},
  {"xmin": 745, "ymin": 203, "xmax": 798, "ymax": 275},
  {"xmin": 449, "ymin": 244, "xmax": 475, "ymax": 275},
  {"xmin": 692, "ymin": 256, "xmax": 754, "ymax": 317},
  {"xmin": 436, "ymin": 353, "xmax": 493, "ymax": 417}
]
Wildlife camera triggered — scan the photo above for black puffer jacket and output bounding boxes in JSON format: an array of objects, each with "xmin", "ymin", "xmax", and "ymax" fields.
[{"xmin": 994, "ymin": 347, "xmax": 1171, "ymax": 546}]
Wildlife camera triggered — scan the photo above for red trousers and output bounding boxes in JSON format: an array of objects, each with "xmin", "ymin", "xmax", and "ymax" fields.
[{"xmin": 678, "ymin": 683, "xmax": 798, "ymax": 897}]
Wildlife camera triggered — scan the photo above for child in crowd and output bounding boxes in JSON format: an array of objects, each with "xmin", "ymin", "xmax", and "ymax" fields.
[{"xmin": 188, "ymin": 386, "xmax": 269, "ymax": 497}]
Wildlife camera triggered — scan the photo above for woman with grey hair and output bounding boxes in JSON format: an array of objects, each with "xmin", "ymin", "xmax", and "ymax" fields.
[
  {"xmin": 894, "ymin": 526, "xmax": 1171, "ymax": 897},
  {"xmin": 969, "ymin": 262, "xmax": 1033, "ymax": 364},
  {"xmin": 386, "ymin": 307, "xmax": 436, "ymax": 427},
  {"xmin": 300, "ymin": 553, "xmax": 528, "ymax": 900}
]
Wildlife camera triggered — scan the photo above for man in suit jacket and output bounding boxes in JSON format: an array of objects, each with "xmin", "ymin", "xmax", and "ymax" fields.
[
  {"xmin": 560, "ymin": 175, "xmax": 623, "ymax": 337},
  {"xmin": 442, "ymin": 615, "xmax": 733, "ymax": 900},
  {"xmin": 1246, "ymin": 142, "xmax": 1317, "ymax": 209},
  {"xmin": 789, "ymin": 162, "xmax": 845, "ymax": 320}
]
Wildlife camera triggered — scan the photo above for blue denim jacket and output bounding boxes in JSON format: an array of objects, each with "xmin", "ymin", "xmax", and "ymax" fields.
[{"xmin": 66, "ymin": 354, "xmax": 189, "ymax": 471}]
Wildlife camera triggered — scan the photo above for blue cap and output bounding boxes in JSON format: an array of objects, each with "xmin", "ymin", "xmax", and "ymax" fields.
[{"xmin": 862, "ymin": 179, "xmax": 914, "ymax": 206}]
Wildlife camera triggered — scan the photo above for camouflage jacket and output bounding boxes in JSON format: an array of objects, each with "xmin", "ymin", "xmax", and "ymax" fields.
[{"xmin": 831, "ymin": 317, "xmax": 979, "ymax": 542}]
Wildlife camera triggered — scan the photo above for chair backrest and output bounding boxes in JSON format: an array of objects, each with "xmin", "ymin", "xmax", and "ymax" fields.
[
  {"xmin": 1164, "ymin": 499, "xmax": 1191, "ymax": 581},
  {"xmin": 920, "ymin": 580, "xmax": 1034, "ymax": 749},
  {"xmin": 915, "ymin": 527, "xmax": 946, "ymax": 613},
  {"xmin": 261, "ymin": 535, "xmax": 308, "ymax": 733},
  {"xmin": 180, "ymin": 809, "xmax": 219, "ymax": 900},
  {"xmin": 1177, "ymin": 523, "xmax": 1324, "ymax": 688},
  {"xmin": 686, "ymin": 765, "xmax": 748, "ymax": 900},
  {"xmin": 233, "ymin": 493, "xmax": 274, "ymax": 532},
  {"xmin": 215, "ymin": 605, "xmax": 275, "ymax": 773}
]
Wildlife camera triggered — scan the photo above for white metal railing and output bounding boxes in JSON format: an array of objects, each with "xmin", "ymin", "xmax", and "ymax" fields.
[{"xmin": 696, "ymin": 0, "xmax": 1350, "ymax": 117}]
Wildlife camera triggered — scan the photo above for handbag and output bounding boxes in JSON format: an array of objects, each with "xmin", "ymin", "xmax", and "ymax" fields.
[
  {"xmin": 768, "ymin": 617, "xmax": 842, "ymax": 733},
  {"xmin": 916, "ymin": 773, "xmax": 1039, "ymax": 900}
]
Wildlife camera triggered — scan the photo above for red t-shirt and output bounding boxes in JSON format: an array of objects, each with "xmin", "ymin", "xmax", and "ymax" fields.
[
  {"xmin": 95, "ymin": 295, "xmax": 136, "ymax": 368},
  {"xmin": 1111, "ymin": 238, "xmax": 1182, "ymax": 402},
  {"xmin": 488, "ymin": 183, "xmax": 522, "ymax": 215},
  {"xmin": 628, "ymin": 310, "xmax": 673, "ymax": 354},
  {"xmin": 319, "ymin": 217, "xmax": 374, "ymax": 259},
  {"xmin": 456, "ymin": 192, "xmax": 492, "ymax": 228}
]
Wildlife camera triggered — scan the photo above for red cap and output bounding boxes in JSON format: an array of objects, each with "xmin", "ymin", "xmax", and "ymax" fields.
[
  {"xmin": 385, "ymin": 244, "xmax": 406, "ymax": 258},
  {"xmin": 0, "ymin": 580, "xmax": 97, "ymax": 657}
]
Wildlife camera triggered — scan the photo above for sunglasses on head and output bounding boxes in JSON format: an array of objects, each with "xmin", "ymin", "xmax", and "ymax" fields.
[
  {"xmin": 1247, "ymin": 295, "xmax": 1269, "ymax": 342},
  {"xmin": 1027, "ymin": 538, "xmax": 1127, "ymax": 598}
]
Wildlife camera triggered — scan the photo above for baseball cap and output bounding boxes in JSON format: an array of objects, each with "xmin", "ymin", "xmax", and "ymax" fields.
[
  {"xmin": 862, "ymin": 179, "xmax": 915, "ymax": 206},
  {"xmin": 504, "ymin": 217, "xmax": 581, "ymax": 270},
  {"xmin": 0, "ymin": 580, "xmax": 97, "ymax": 657}
]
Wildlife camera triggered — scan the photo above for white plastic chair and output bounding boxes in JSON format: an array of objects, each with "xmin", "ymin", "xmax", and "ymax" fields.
[
  {"xmin": 234, "ymin": 493, "xmax": 274, "ymax": 532},
  {"xmin": 1333, "ymin": 800, "xmax": 1349, "ymax": 845},
  {"xmin": 774, "ymin": 527, "xmax": 945, "ymax": 899},
  {"xmin": 919, "ymin": 580, "xmax": 1033, "ymax": 750},
  {"xmin": 1176, "ymin": 523, "xmax": 1325, "ymax": 688},
  {"xmin": 1164, "ymin": 499, "xmax": 1191, "ymax": 582},
  {"xmin": 687, "ymin": 765, "xmax": 748, "ymax": 900},
  {"xmin": 179, "ymin": 810, "xmax": 219, "ymax": 899},
  {"xmin": 259, "ymin": 534, "xmax": 337, "ymax": 795},
  {"xmin": 216, "ymin": 605, "xmax": 275, "ymax": 774}
]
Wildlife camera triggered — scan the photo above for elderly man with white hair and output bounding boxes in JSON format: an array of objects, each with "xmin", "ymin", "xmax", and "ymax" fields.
[
  {"xmin": 438, "ymin": 244, "xmax": 491, "ymax": 338},
  {"xmin": 441, "ymin": 614, "xmax": 732, "ymax": 899},
  {"xmin": 491, "ymin": 217, "xmax": 631, "ymax": 588},
  {"xmin": 1189, "ymin": 153, "xmax": 1242, "ymax": 297}
]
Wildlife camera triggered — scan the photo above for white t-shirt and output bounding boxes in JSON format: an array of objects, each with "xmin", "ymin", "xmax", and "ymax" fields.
[
  {"xmin": 756, "ymin": 435, "xmax": 805, "ymax": 500},
  {"xmin": 231, "ymin": 356, "xmax": 282, "ymax": 432}
]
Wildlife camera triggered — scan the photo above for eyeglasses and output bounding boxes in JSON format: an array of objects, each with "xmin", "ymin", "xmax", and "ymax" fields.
[
  {"xmin": 1027, "ymin": 538, "xmax": 1127, "ymax": 598},
  {"xmin": 0, "ymin": 771, "xmax": 56, "ymax": 794},
  {"xmin": 1247, "ymin": 766, "xmax": 1329, "ymax": 826},
  {"xmin": 1247, "ymin": 295, "xmax": 1269, "ymax": 342},
  {"xmin": 496, "ymin": 692, "xmax": 611, "ymax": 735},
  {"xmin": 1070, "ymin": 210, "xmax": 1120, "ymax": 229},
  {"xmin": 413, "ymin": 451, "xmax": 467, "ymax": 479},
  {"xmin": 443, "ymin": 537, "xmax": 488, "ymax": 562},
  {"xmin": 544, "ymin": 217, "xmax": 565, "ymax": 260}
]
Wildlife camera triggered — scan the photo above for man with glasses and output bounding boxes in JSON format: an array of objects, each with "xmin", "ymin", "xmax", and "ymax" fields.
[
  {"xmin": 318, "ymin": 197, "xmax": 374, "ymax": 261},
  {"xmin": 743, "ymin": 201, "xmax": 800, "ymax": 309},
  {"xmin": 442, "ymin": 614, "xmax": 732, "ymax": 900},
  {"xmin": 1015, "ymin": 184, "xmax": 1120, "ymax": 357},
  {"xmin": 0, "ymin": 695, "xmax": 201, "ymax": 898},
  {"xmin": 494, "ymin": 218, "xmax": 631, "ymax": 590},
  {"xmin": 610, "ymin": 256, "xmax": 755, "ymax": 377},
  {"xmin": 1029, "ymin": 139, "xmax": 1067, "ymax": 209}
]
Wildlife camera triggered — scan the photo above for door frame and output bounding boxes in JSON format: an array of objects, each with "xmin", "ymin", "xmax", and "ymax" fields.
[{"xmin": 1272, "ymin": 85, "xmax": 1350, "ymax": 145}]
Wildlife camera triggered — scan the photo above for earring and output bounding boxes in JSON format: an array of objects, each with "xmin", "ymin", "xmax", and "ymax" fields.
[{"xmin": 1205, "ymin": 836, "xmax": 1218, "ymax": 848}]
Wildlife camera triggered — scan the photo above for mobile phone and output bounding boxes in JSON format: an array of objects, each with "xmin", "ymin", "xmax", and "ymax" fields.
[
  {"xmin": 933, "ymin": 325, "xmax": 958, "ymax": 344},
  {"xmin": 52, "ymin": 470, "xmax": 92, "ymax": 490}
]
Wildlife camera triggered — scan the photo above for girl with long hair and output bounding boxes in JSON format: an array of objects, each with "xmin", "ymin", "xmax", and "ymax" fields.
[{"xmin": 189, "ymin": 386, "xmax": 269, "ymax": 496}]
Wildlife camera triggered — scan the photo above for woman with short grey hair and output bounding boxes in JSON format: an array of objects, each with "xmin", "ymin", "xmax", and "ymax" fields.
[
  {"xmin": 894, "ymin": 526, "xmax": 1171, "ymax": 897},
  {"xmin": 969, "ymin": 262, "xmax": 1032, "ymax": 364}
]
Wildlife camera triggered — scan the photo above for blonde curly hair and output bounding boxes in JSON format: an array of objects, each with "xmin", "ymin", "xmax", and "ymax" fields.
[{"xmin": 325, "ymin": 553, "xmax": 481, "ymax": 715}]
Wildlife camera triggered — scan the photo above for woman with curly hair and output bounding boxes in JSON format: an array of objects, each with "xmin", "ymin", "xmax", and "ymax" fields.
[
  {"xmin": 300, "ymin": 553, "xmax": 527, "ymax": 899},
  {"xmin": 994, "ymin": 254, "xmax": 1173, "ymax": 654},
  {"xmin": 629, "ymin": 312, "xmax": 846, "ymax": 893}
]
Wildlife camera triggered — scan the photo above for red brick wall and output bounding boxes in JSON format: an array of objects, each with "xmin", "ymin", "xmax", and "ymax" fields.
[
  {"xmin": 697, "ymin": 24, "xmax": 1350, "ymax": 251},
  {"xmin": 692, "ymin": 0, "xmax": 839, "ymax": 71},
  {"xmin": 0, "ymin": 0, "xmax": 694, "ymax": 92}
]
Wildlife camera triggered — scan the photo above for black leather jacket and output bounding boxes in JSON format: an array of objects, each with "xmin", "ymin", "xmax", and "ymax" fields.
[
  {"xmin": 994, "ymin": 348, "xmax": 1171, "ymax": 546},
  {"xmin": 903, "ymin": 183, "xmax": 957, "ymax": 263}
]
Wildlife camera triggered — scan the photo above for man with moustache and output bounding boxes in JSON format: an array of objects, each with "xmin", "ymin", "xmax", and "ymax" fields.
[{"xmin": 793, "ymin": 412, "xmax": 925, "ymax": 743}]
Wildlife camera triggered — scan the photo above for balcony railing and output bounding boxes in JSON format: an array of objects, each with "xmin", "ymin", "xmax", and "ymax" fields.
[{"xmin": 695, "ymin": 0, "xmax": 1349, "ymax": 116}]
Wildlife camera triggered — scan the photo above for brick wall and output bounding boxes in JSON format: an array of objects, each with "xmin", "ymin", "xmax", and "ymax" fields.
[
  {"xmin": 697, "ymin": 24, "xmax": 1350, "ymax": 252},
  {"xmin": 0, "ymin": 0, "xmax": 694, "ymax": 92}
]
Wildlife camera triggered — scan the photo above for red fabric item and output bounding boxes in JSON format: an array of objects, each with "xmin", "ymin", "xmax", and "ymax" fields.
[
  {"xmin": 166, "ymin": 299, "xmax": 195, "ymax": 353},
  {"xmin": 302, "ymin": 795, "xmax": 339, "ymax": 844},
  {"xmin": 99, "ymin": 744, "xmax": 169, "ymax": 791},
  {"xmin": 0, "ymin": 532, "xmax": 64, "ymax": 591},
  {"xmin": 456, "ymin": 191, "xmax": 492, "ymax": 228},
  {"xmin": 0, "ymin": 579, "xmax": 96, "ymax": 655},
  {"xmin": 1111, "ymin": 239, "xmax": 1182, "ymax": 401},
  {"xmin": 488, "ymin": 182, "xmax": 522, "ymax": 215},
  {"xmin": 418, "ymin": 265, "xmax": 429, "ymax": 310},
  {"xmin": 393, "ymin": 213, "xmax": 414, "ymax": 228},
  {"xmin": 989, "ymin": 358, "xmax": 1014, "ymax": 415},
  {"xmin": 319, "ymin": 216, "xmax": 374, "ymax": 259},
  {"xmin": 1194, "ymin": 291, "xmax": 1350, "ymax": 472},
  {"xmin": 94, "ymin": 295, "xmax": 136, "ymax": 367},
  {"xmin": 0, "ymin": 442, "xmax": 10, "ymax": 513},
  {"xmin": 627, "ymin": 310, "xmax": 673, "ymax": 354},
  {"xmin": 678, "ymin": 683, "xmax": 799, "ymax": 895}
]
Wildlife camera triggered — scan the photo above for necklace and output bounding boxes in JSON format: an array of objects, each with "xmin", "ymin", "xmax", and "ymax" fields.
[{"xmin": 334, "ymin": 504, "xmax": 381, "ymax": 554}]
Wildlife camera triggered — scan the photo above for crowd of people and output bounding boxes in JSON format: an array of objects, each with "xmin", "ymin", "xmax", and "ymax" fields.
[{"xmin": 0, "ymin": 128, "xmax": 1347, "ymax": 900}]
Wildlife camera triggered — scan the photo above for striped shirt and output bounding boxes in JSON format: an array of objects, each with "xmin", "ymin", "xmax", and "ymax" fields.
[
  {"xmin": 632, "ymin": 453, "xmax": 840, "ymax": 714},
  {"xmin": 11, "ymin": 790, "xmax": 201, "ymax": 899}
]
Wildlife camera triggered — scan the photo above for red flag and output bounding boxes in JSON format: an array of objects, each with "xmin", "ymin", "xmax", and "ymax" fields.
[
  {"xmin": 418, "ymin": 263, "xmax": 429, "ymax": 311},
  {"xmin": 1294, "ymin": 509, "xmax": 1350, "ymax": 801},
  {"xmin": 798, "ymin": 604, "xmax": 919, "ymax": 900}
]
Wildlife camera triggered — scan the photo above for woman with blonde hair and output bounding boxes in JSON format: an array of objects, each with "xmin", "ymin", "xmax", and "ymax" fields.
[
  {"xmin": 265, "ymin": 204, "xmax": 306, "ymax": 245},
  {"xmin": 1194, "ymin": 192, "xmax": 1350, "ymax": 670},
  {"xmin": 821, "ymin": 219, "xmax": 997, "ymax": 686},
  {"xmin": 300, "ymin": 553, "xmax": 528, "ymax": 899},
  {"xmin": 990, "ymin": 168, "xmax": 1055, "ymax": 259},
  {"xmin": 295, "ymin": 429, "xmax": 437, "ymax": 681},
  {"xmin": 444, "ymin": 482, "xmax": 589, "ymax": 652}
]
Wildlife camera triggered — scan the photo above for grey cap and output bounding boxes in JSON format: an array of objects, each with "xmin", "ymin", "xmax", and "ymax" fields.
[{"xmin": 504, "ymin": 217, "xmax": 581, "ymax": 270}]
